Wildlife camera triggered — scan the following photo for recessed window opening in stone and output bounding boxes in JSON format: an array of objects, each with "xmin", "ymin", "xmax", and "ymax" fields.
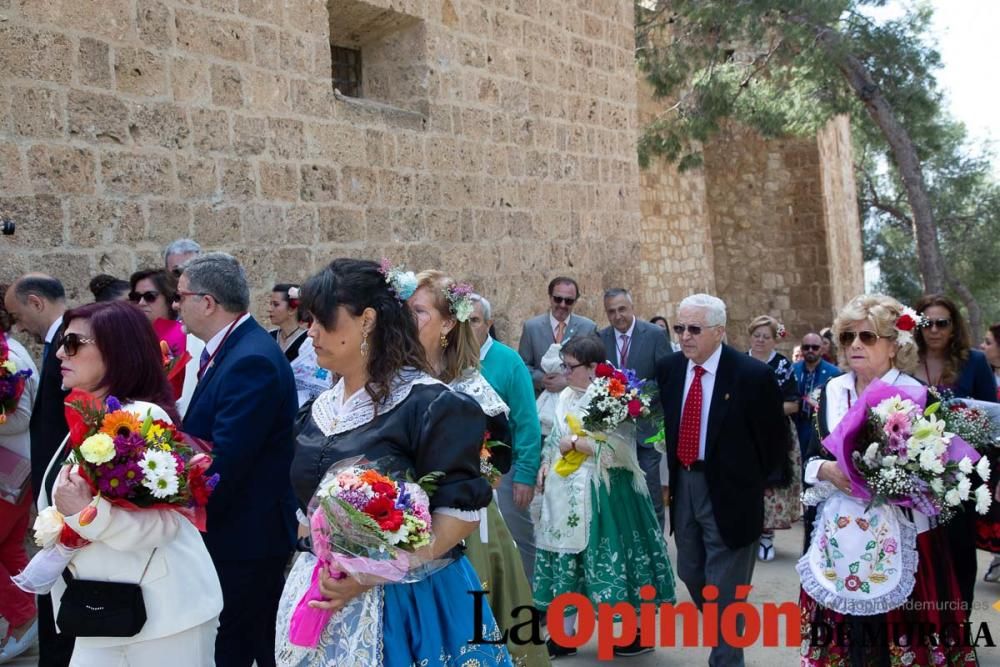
[
  {"xmin": 328, "ymin": 0, "xmax": 429, "ymax": 116},
  {"xmin": 331, "ymin": 46, "xmax": 362, "ymax": 97}
]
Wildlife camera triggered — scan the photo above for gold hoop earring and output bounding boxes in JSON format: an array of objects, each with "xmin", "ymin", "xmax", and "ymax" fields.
[
  {"xmin": 439, "ymin": 333, "xmax": 448, "ymax": 349},
  {"xmin": 361, "ymin": 331, "xmax": 369, "ymax": 358}
]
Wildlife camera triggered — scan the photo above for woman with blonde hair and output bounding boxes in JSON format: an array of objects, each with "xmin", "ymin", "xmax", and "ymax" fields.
[
  {"xmin": 746, "ymin": 315, "xmax": 801, "ymax": 562},
  {"xmin": 408, "ymin": 270, "xmax": 548, "ymax": 667},
  {"xmin": 799, "ymin": 294, "xmax": 974, "ymax": 666}
]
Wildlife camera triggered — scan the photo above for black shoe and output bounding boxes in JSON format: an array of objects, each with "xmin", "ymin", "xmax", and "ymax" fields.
[
  {"xmin": 613, "ymin": 637, "xmax": 655, "ymax": 657},
  {"xmin": 547, "ymin": 638, "xmax": 577, "ymax": 659}
]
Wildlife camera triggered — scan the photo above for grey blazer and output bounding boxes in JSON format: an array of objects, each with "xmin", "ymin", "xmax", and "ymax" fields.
[
  {"xmin": 600, "ymin": 317, "xmax": 671, "ymax": 445},
  {"xmin": 518, "ymin": 312, "xmax": 598, "ymax": 391}
]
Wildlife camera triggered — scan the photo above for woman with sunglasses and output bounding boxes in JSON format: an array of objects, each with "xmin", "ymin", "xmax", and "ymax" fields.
[
  {"xmin": 405, "ymin": 270, "xmax": 548, "ymax": 667},
  {"xmin": 746, "ymin": 316, "xmax": 801, "ymax": 563},
  {"xmin": 534, "ymin": 334, "xmax": 675, "ymax": 659},
  {"xmin": 129, "ymin": 269, "xmax": 187, "ymax": 401},
  {"xmin": 800, "ymin": 294, "xmax": 974, "ymax": 667},
  {"xmin": 911, "ymin": 295, "xmax": 996, "ymax": 599},
  {"xmin": 34, "ymin": 301, "xmax": 222, "ymax": 665}
]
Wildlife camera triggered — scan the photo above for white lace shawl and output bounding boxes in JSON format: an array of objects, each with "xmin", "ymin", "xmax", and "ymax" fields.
[{"xmin": 449, "ymin": 368, "xmax": 509, "ymax": 418}]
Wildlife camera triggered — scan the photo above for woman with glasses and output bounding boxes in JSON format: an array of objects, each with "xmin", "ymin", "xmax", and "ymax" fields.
[
  {"xmin": 33, "ymin": 301, "xmax": 223, "ymax": 665},
  {"xmin": 800, "ymin": 294, "xmax": 974, "ymax": 667},
  {"xmin": 405, "ymin": 270, "xmax": 547, "ymax": 667},
  {"xmin": 911, "ymin": 295, "xmax": 996, "ymax": 598},
  {"xmin": 533, "ymin": 335, "xmax": 674, "ymax": 659},
  {"xmin": 129, "ymin": 269, "xmax": 187, "ymax": 401},
  {"xmin": 746, "ymin": 316, "xmax": 801, "ymax": 563}
]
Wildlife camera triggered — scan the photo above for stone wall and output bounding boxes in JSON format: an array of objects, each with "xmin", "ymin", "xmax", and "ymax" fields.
[{"xmin": 0, "ymin": 0, "xmax": 642, "ymax": 337}]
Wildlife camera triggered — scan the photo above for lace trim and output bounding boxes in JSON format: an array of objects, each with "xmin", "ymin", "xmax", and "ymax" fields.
[
  {"xmin": 797, "ymin": 499, "xmax": 918, "ymax": 617},
  {"xmin": 450, "ymin": 369, "xmax": 509, "ymax": 418},
  {"xmin": 311, "ymin": 369, "xmax": 444, "ymax": 437}
]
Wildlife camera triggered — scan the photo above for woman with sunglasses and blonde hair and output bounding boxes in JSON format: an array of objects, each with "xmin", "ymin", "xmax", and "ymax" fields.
[{"xmin": 799, "ymin": 294, "xmax": 974, "ymax": 666}]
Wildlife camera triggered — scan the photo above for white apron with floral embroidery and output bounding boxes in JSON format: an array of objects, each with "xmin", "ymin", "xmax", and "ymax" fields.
[{"xmin": 798, "ymin": 492, "xmax": 918, "ymax": 616}]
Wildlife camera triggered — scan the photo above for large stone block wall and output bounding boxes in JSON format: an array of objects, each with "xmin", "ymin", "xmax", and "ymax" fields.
[{"xmin": 0, "ymin": 0, "xmax": 642, "ymax": 337}]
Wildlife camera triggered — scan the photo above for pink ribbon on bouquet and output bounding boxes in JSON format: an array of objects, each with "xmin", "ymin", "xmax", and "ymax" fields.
[{"xmin": 821, "ymin": 379, "xmax": 980, "ymax": 510}]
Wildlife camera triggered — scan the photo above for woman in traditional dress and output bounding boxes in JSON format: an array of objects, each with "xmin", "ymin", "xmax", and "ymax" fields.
[
  {"xmin": 533, "ymin": 335, "xmax": 675, "ymax": 660},
  {"xmin": 911, "ymin": 294, "xmax": 997, "ymax": 603},
  {"xmin": 275, "ymin": 258, "xmax": 511, "ymax": 667},
  {"xmin": 800, "ymin": 294, "xmax": 976, "ymax": 666},
  {"xmin": 407, "ymin": 270, "xmax": 548, "ymax": 667},
  {"xmin": 980, "ymin": 323, "xmax": 1000, "ymax": 581},
  {"xmin": 747, "ymin": 315, "xmax": 802, "ymax": 562},
  {"xmin": 269, "ymin": 284, "xmax": 309, "ymax": 363}
]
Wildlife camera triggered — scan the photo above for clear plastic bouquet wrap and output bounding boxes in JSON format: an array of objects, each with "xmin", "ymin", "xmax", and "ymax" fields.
[{"xmin": 288, "ymin": 456, "xmax": 449, "ymax": 648}]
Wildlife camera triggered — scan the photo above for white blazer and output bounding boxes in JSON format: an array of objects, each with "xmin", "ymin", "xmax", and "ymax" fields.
[{"xmin": 38, "ymin": 401, "xmax": 223, "ymax": 648}]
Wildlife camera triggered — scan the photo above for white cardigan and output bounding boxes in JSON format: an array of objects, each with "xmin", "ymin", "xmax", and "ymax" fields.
[
  {"xmin": 38, "ymin": 401, "xmax": 223, "ymax": 648},
  {"xmin": 0, "ymin": 335, "xmax": 39, "ymax": 460}
]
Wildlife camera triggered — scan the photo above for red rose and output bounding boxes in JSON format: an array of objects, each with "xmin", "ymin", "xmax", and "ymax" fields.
[
  {"xmin": 64, "ymin": 389, "xmax": 103, "ymax": 447},
  {"xmin": 364, "ymin": 496, "xmax": 404, "ymax": 531},
  {"xmin": 595, "ymin": 363, "xmax": 614, "ymax": 378},
  {"xmin": 370, "ymin": 481, "xmax": 397, "ymax": 499},
  {"xmin": 896, "ymin": 314, "xmax": 916, "ymax": 331},
  {"xmin": 612, "ymin": 371, "xmax": 627, "ymax": 384},
  {"xmin": 627, "ymin": 399, "xmax": 642, "ymax": 418}
]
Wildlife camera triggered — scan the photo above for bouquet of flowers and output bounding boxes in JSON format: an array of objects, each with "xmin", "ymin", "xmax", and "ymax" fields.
[
  {"xmin": 480, "ymin": 431, "xmax": 508, "ymax": 486},
  {"xmin": 0, "ymin": 336, "xmax": 32, "ymax": 426},
  {"xmin": 824, "ymin": 381, "xmax": 991, "ymax": 521},
  {"xmin": 159, "ymin": 339, "xmax": 191, "ymax": 400},
  {"xmin": 940, "ymin": 397, "xmax": 1000, "ymax": 454},
  {"xmin": 13, "ymin": 390, "xmax": 216, "ymax": 594},
  {"xmin": 288, "ymin": 457, "xmax": 444, "ymax": 648},
  {"xmin": 581, "ymin": 363, "xmax": 652, "ymax": 432}
]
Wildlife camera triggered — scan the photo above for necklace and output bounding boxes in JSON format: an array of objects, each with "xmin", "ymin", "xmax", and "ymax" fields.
[{"xmin": 278, "ymin": 326, "xmax": 303, "ymax": 350}]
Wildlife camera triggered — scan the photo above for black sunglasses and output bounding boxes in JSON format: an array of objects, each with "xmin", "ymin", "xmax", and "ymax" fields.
[
  {"xmin": 551, "ymin": 296, "xmax": 576, "ymax": 306},
  {"xmin": 673, "ymin": 324, "xmax": 712, "ymax": 336},
  {"xmin": 171, "ymin": 291, "xmax": 211, "ymax": 304},
  {"xmin": 923, "ymin": 318, "xmax": 952, "ymax": 330},
  {"xmin": 838, "ymin": 331, "xmax": 882, "ymax": 347},
  {"xmin": 128, "ymin": 290, "xmax": 160, "ymax": 305},
  {"xmin": 800, "ymin": 344, "xmax": 821, "ymax": 351},
  {"xmin": 60, "ymin": 333, "xmax": 96, "ymax": 357}
]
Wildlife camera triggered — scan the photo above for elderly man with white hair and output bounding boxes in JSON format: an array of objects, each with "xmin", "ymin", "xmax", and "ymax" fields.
[
  {"xmin": 655, "ymin": 294, "xmax": 787, "ymax": 667},
  {"xmin": 164, "ymin": 238, "xmax": 202, "ymax": 276},
  {"xmin": 468, "ymin": 293, "xmax": 543, "ymax": 583}
]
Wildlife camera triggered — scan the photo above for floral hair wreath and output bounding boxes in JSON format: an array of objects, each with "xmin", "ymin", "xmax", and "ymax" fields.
[
  {"xmin": 894, "ymin": 307, "xmax": 927, "ymax": 347},
  {"xmin": 378, "ymin": 258, "xmax": 417, "ymax": 303},
  {"xmin": 445, "ymin": 282, "xmax": 475, "ymax": 323},
  {"xmin": 286, "ymin": 286, "xmax": 300, "ymax": 310},
  {"xmin": 776, "ymin": 323, "xmax": 787, "ymax": 339}
]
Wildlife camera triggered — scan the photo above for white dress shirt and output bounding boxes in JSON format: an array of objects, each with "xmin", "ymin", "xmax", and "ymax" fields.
[
  {"xmin": 478, "ymin": 335, "xmax": 494, "ymax": 362},
  {"xmin": 44, "ymin": 316, "xmax": 63, "ymax": 347},
  {"xmin": 549, "ymin": 312, "xmax": 568, "ymax": 341},
  {"xmin": 681, "ymin": 343, "xmax": 723, "ymax": 461},
  {"xmin": 615, "ymin": 317, "xmax": 636, "ymax": 367},
  {"xmin": 203, "ymin": 313, "xmax": 252, "ymax": 358}
]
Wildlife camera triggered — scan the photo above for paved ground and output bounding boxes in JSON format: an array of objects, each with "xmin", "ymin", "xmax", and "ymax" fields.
[{"xmin": 7, "ymin": 522, "xmax": 1000, "ymax": 665}]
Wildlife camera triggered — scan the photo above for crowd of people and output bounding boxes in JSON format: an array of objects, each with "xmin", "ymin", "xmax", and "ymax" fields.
[{"xmin": 0, "ymin": 238, "xmax": 998, "ymax": 667}]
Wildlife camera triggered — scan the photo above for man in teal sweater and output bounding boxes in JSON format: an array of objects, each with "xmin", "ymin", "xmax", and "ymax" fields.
[{"xmin": 470, "ymin": 294, "xmax": 542, "ymax": 582}]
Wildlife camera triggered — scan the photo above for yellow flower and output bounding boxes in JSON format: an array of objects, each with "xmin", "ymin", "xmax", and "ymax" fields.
[
  {"xmin": 1, "ymin": 359, "xmax": 15, "ymax": 374},
  {"xmin": 144, "ymin": 423, "xmax": 165, "ymax": 444},
  {"xmin": 80, "ymin": 433, "xmax": 116, "ymax": 465}
]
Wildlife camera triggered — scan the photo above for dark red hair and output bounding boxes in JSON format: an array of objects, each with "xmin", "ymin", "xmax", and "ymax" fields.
[{"xmin": 63, "ymin": 301, "xmax": 180, "ymax": 424}]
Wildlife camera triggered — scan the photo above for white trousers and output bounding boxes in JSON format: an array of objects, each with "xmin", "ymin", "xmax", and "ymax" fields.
[{"xmin": 69, "ymin": 616, "xmax": 218, "ymax": 667}]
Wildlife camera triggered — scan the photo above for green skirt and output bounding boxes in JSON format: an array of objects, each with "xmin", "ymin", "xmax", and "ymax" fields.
[
  {"xmin": 465, "ymin": 500, "xmax": 551, "ymax": 667},
  {"xmin": 534, "ymin": 467, "xmax": 676, "ymax": 615}
]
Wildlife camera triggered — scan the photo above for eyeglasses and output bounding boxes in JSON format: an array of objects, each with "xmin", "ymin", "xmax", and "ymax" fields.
[
  {"xmin": 60, "ymin": 333, "xmax": 96, "ymax": 357},
  {"xmin": 673, "ymin": 324, "xmax": 715, "ymax": 336},
  {"xmin": 170, "ymin": 267, "xmax": 183, "ymax": 278},
  {"xmin": 128, "ymin": 290, "xmax": 160, "ymax": 305},
  {"xmin": 800, "ymin": 344, "xmax": 821, "ymax": 352},
  {"xmin": 551, "ymin": 296, "xmax": 576, "ymax": 306},
  {"xmin": 172, "ymin": 291, "xmax": 210, "ymax": 304},
  {"xmin": 559, "ymin": 361, "xmax": 586, "ymax": 373},
  {"xmin": 838, "ymin": 331, "xmax": 882, "ymax": 347},
  {"xmin": 923, "ymin": 318, "xmax": 952, "ymax": 330}
]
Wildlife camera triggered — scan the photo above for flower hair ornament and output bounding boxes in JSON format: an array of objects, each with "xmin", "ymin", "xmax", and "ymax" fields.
[
  {"xmin": 894, "ymin": 306, "xmax": 926, "ymax": 347},
  {"xmin": 445, "ymin": 282, "xmax": 475, "ymax": 323},
  {"xmin": 776, "ymin": 323, "xmax": 787, "ymax": 339},
  {"xmin": 286, "ymin": 286, "xmax": 300, "ymax": 310},
  {"xmin": 378, "ymin": 258, "xmax": 417, "ymax": 302}
]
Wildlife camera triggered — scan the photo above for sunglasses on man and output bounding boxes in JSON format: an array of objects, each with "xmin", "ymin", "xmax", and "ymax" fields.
[
  {"xmin": 800, "ymin": 344, "xmax": 821, "ymax": 352},
  {"xmin": 128, "ymin": 290, "xmax": 160, "ymax": 305},
  {"xmin": 60, "ymin": 333, "xmax": 96, "ymax": 357},
  {"xmin": 672, "ymin": 324, "xmax": 716, "ymax": 336},
  {"xmin": 551, "ymin": 296, "xmax": 576, "ymax": 306},
  {"xmin": 921, "ymin": 318, "xmax": 952, "ymax": 330}
]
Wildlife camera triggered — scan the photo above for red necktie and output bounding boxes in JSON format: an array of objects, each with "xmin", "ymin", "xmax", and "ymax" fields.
[{"xmin": 677, "ymin": 365, "xmax": 706, "ymax": 467}]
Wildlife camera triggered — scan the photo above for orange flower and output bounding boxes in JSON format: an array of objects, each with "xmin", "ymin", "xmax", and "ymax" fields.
[
  {"xmin": 607, "ymin": 378, "xmax": 626, "ymax": 398},
  {"xmin": 100, "ymin": 410, "xmax": 142, "ymax": 438},
  {"xmin": 359, "ymin": 469, "xmax": 393, "ymax": 487}
]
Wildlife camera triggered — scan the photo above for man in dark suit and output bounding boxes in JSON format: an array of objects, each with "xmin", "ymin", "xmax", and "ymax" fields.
[
  {"xmin": 518, "ymin": 276, "xmax": 597, "ymax": 395},
  {"xmin": 655, "ymin": 294, "xmax": 786, "ymax": 667},
  {"xmin": 4, "ymin": 274, "xmax": 74, "ymax": 666},
  {"xmin": 599, "ymin": 288, "xmax": 671, "ymax": 526},
  {"xmin": 176, "ymin": 253, "xmax": 297, "ymax": 667}
]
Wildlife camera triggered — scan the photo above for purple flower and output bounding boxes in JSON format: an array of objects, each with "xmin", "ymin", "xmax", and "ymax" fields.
[
  {"xmin": 206, "ymin": 473, "xmax": 220, "ymax": 491},
  {"xmin": 105, "ymin": 396, "xmax": 122, "ymax": 412},
  {"xmin": 336, "ymin": 488, "xmax": 371, "ymax": 511},
  {"xmin": 113, "ymin": 432, "xmax": 147, "ymax": 459},
  {"xmin": 96, "ymin": 460, "xmax": 142, "ymax": 498},
  {"xmin": 883, "ymin": 537, "xmax": 897, "ymax": 554}
]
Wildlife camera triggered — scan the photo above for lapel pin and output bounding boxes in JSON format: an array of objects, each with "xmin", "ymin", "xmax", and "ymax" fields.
[{"xmin": 724, "ymin": 393, "xmax": 730, "ymax": 400}]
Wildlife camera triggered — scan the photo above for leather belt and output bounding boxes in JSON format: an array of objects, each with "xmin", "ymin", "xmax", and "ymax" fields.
[{"xmin": 680, "ymin": 460, "xmax": 705, "ymax": 472}]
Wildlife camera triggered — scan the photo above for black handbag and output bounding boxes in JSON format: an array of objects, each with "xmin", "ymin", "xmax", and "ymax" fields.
[{"xmin": 56, "ymin": 548, "xmax": 156, "ymax": 638}]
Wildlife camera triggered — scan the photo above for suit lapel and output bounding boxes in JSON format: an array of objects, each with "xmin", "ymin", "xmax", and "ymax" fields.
[
  {"xmin": 705, "ymin": 345, "xmax": 734, "ymax": 457},
  {"xmin": 187, "ymin": 318, "xmax": 256, "ymax": 411},
  {"xmin": 665, "ymin": 353, "xmax": 686, "ymax": 444}
]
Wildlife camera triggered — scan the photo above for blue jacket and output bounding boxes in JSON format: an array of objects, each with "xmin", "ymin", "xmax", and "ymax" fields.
[
  {"xmin": 791, "ymin": 359, "xmax": 842, "ymax": 450},
  {"xmin": 954, "ymin": 349, "xmax": 998, "ymax": 402},
  {"xmin": 183, "ymin": 318, "xmax": 298, "ymax": 561}
]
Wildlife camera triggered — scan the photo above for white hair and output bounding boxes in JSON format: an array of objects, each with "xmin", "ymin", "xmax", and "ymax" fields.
[
  {"xmin": 163, "ymin": 238, "xmax": 202, "ymax": 263},
  {"xmin": 470, "ymin": 293, "xmax": 492, "ymax": 321},
  {"xmin": 678, "ymin": 293, "xmax": 727, "ymax": 327}
]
